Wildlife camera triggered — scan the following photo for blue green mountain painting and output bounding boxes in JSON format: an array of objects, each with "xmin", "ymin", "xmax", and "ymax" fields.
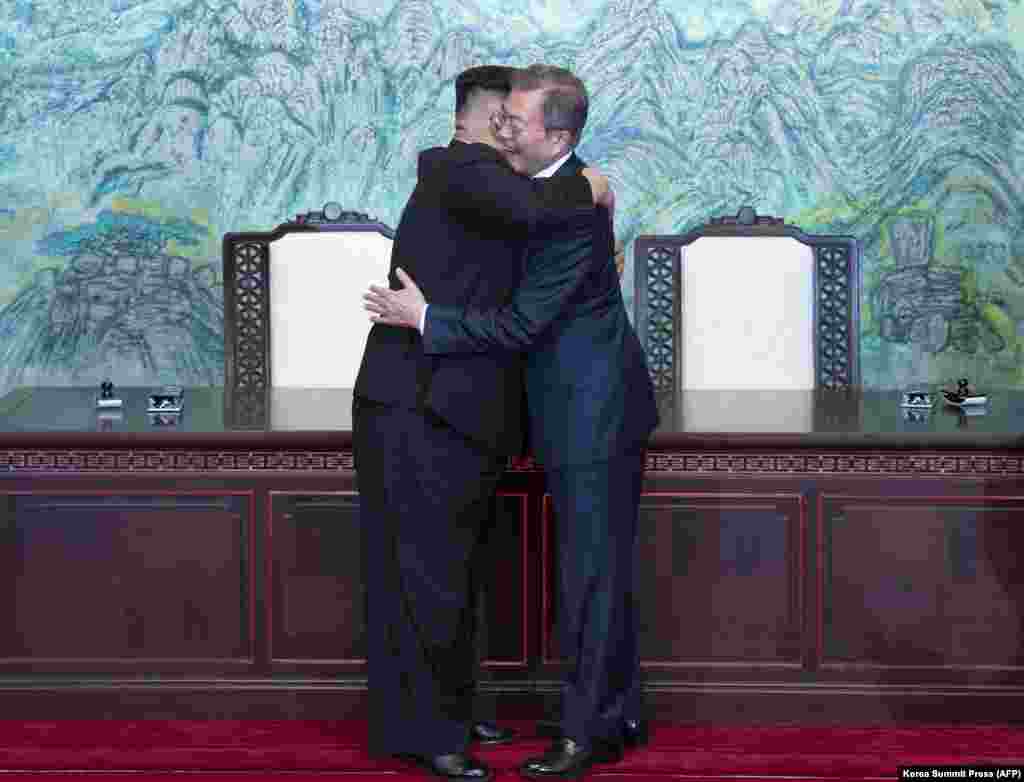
[{"xmin": 2, "ymin": 0, "xmax": 1024, "ymax": 394}]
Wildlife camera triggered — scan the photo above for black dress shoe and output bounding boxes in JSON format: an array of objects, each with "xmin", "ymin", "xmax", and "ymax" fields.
[
  {"xmin": 519, "ymin": 737, "xmax": 622, "ymax": 779},
  {"xmin": 536, "ymin": 719, "xmax": 649, "ymax": 749},
  {"xmin": 622, "ymin": 718, "xmax": 649, "ymax": 748},
  {"xmin": 471, "ymin": 720, "xmax": 516, "ymax": 745},
  {"xmin": 401, "ymin": 752, "xmax": 493, "ymax": 782}
]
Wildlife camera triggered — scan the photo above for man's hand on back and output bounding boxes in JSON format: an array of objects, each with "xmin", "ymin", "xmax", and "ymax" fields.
[
  {"xmin": 581, "ymin": 167, "xmax": 615, "ymax": 219},
  {"xmin": 364, "ymin": 268, "xmax": 426, "ymax": 331},
  {"xmin": 581, "ymin": 167, "xmax": 610, "ymax": 205}
]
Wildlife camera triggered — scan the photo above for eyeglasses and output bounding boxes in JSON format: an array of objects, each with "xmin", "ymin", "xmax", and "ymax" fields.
[
  {"xmin": 491, "ymin": 109, "xmax": 571, "ymax": 140},
  {"xmin": 491, "ymin": 108, "xmax": 529, "ymax": 137}
]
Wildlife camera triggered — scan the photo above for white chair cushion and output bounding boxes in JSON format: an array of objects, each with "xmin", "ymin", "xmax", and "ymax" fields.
[
  {"xmin": 268, "ymin": 230, "xmax": 392, "ymax": 389},
  {"xmin": 680, "ymin": 236, "xmax": 815, "ymax": 391}
]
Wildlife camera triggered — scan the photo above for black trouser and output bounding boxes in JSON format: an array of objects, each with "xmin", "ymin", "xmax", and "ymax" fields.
[
  {"xmin": 546, "ymin": 448, "xmax": 646, "ymax": 748},
  {"xmin": 354, "ymin": 397, "xmax": 505, "ymax": 757}
]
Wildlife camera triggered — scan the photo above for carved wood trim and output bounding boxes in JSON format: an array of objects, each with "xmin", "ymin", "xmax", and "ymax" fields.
[
  {"xmin": 2, "ymin": 449, "xmax": 1022, "ymax": 477},
  {"xmin": 0, "ymin": 451, "xmax": 357, "ymax": 472},
  {"xmin": 642, "ymin": 451, "xmax": 1024, "ymax": 477}
]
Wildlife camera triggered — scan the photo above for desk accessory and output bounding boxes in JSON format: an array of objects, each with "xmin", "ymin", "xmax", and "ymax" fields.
[
  {"xmin": 95, "ymin": 380, "xmax": 122, "ymax": 409},
  {"xmin": 942, "ymin": 378, "xmax": 987, "ymax": 407},
  {"xmin": 900, "ymin": 390, "xmax": 934, "ymax": 408},
  {"xmin": 148, "ymin": 385, "xmax": 184, "ymax": 413}
]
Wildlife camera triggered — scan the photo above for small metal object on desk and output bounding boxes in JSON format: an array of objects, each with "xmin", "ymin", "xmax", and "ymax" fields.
[
  {"xmin": 941, "ymin": 377, "xmax": 988, "ymax": 408},
  {"xmin": 148, "ymin": 385, "xmax": 184, "ymax": 413},
  {"xmin": 900, "ymin": 390, "xmax": 933, "ymax": 408},
  {"xmin": 96, "ymin": 379, "xmax": 123, "ymax": 409}
]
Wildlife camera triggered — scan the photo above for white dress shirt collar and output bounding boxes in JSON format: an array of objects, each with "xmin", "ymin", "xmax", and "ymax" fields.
[{"xmin": 532, "ymin": 151, "xmax": 573, "ymax": 179}]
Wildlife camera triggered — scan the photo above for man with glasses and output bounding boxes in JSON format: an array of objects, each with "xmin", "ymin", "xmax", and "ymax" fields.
[
  {"xmin": 353, "ymin": 65, "xmax": 613, "ymax": 782},
  {"xmin": 365, "ymin": 64, "xmax": 658, "ymax": 780}
]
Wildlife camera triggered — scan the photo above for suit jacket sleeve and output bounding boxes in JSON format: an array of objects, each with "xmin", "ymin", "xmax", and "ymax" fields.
[
  {"xmin": 422, "ymin": 208, "xmax": 600, "ymax": 355},
  {"xmin": 424, "ymin": 144, "xmax": 593, "ymax": 233}
]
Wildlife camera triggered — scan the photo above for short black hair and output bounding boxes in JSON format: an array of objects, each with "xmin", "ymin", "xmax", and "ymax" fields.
[{"xmin": 455, "ymin": 65, "xmax": 514, "ymax": 116}]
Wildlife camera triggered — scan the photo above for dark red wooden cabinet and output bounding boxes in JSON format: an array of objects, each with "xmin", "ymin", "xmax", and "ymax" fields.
[{"xmin": 1, "ymin": 386, "xmax": 1022, "ymax": 722}]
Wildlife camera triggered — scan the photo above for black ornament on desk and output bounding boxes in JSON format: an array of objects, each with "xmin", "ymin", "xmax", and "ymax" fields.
[
  {"xmin": 942, "ymin": 376, "xmax": 988, "ymax": 408},
  {"xmin": 96, "ymin": 379, "xmax": 123, "ymax": 408}
]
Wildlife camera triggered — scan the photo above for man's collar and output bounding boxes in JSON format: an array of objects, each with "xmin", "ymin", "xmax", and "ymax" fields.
[{"xmin": 532, "ymin": 151, "xmax": 573, "ymax": 179}]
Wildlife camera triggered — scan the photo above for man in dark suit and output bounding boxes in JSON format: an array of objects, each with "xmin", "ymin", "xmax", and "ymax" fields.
[
  {"xmin": 352, "ymin": 65, "xmax": 609, "ymax": 782},
  {"xmin": 364, "ymin": 64, "xmax": 659, "ymax": 779}
]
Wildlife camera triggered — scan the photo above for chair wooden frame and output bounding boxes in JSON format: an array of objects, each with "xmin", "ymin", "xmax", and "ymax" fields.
[
  {"xmin": 222, "ymin": 208, "xmax": 394, "ymax": 428},
  {"xmin": 634, "ymin": 207, "xmax": 861, "ymax": 392}
]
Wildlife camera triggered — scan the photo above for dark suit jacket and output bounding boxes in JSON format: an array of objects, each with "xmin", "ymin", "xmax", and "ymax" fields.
[
  {"xmin": 353, "ymin": 141, "xmax": 593, "ymax": 456},
  {"xmin": 422, "ymin": 154, "xmax": 660, "ymax": 469}
]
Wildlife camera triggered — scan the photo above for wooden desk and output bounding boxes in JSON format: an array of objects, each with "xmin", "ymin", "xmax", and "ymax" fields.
[{"xmin": 1, "ymin": 387, "xmax": 1022, "ymax": 722}]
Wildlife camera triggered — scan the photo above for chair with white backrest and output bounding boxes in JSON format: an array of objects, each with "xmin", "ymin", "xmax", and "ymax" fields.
[
  {"xmin": 223, "ymin": 203, "xmax": 394, "ymax": 429},
  {"xmin": 633, "ymin": 207, "xmax": 860, "ymax": 431}
]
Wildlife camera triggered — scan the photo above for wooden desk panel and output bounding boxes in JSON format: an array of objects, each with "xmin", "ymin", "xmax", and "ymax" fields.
[
  {"xmin": 0, "ymin": 492, "xmax": 253, "ymax": 671},
  {"xmin": 820, "ymin": 494, "xmax": 1024, "ymax": 674},
  {"xmin": 267, "ymin": 491, "xmax": 365, "ymax": 669},
  {"xmin": 543, "ymin": 492, "xmax": 805, "ymax": 667},
  {"xmin": 0, "ymin": 387, "xmax": 1022, "ymax": 722}
]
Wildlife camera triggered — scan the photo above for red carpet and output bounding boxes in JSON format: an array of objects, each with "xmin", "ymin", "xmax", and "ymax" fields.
[{"xmin": 0, "ymin": 722, "xmax": 1021, "ymax": 781}]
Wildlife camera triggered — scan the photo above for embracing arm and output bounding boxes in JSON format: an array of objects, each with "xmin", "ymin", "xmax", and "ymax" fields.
[
  {"xmin": 421, "ymin": 209, "xmax": 600, "ymax": 355},
  {"xmin": 422, "ymin": 144, "xmax": 598, "ymax": 232}
]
